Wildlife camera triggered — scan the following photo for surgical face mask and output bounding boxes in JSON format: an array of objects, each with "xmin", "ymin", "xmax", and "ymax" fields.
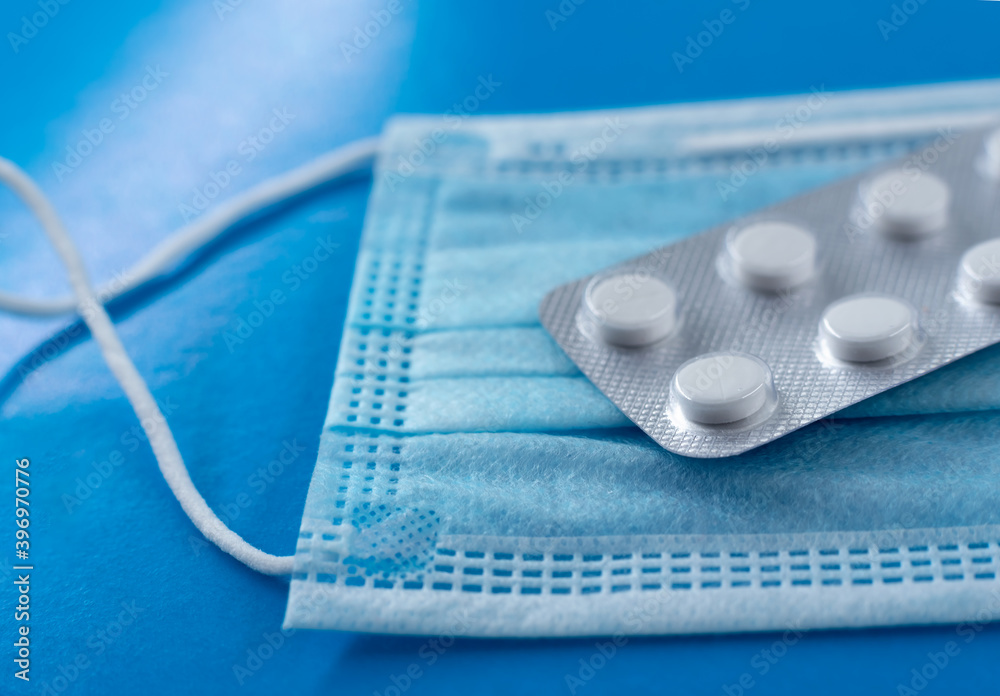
[{"xmin": 283, "ymin": 80, "xmax": 1000, "ymax": 637}]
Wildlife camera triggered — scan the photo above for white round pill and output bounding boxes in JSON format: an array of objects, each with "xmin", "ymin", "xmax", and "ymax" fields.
[
  {"xmin": 819, "ymin": 294, "xmax": 917, "ymax": 363},
  {"xmin": 980, "ymin": 128, "xmax": 1000, "ymax": 179},
  {"xmin": 726, "ymin": 221, "xmax": 817, "ymax": 291},
  {"xmin": 672, "ymin": 352, "xmax": 772, "ymax": 425},
  {"xmin": 958, "ymin": 238, "xmax": 1000, "ymax": 304},
  {"xmin": 583, "ymin": 272, "xmax": 677, "ymax": 347},
  {"xmin": 860, "ymin": 169, "xmax": 950, "ymax": 239}
]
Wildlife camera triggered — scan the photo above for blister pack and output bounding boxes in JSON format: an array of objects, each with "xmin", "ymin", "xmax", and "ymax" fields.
[{"xmin": 540, "ymin": 126, "xmax": 1000, "ymax": 458}]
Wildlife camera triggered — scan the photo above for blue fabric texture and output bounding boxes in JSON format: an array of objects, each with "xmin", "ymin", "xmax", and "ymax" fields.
[
  {"xmin": 286, "ymin": 81, "xmax": 1000, "ymax": 637},
  {"xmin": 7, "ymin": 0, "xmax": 1000, "ymax": 691}
]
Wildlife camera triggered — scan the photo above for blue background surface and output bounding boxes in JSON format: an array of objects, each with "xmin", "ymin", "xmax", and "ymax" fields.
[{"xmin": 2, "ymin": 1, "xmax": 1000, "ymax": 694}]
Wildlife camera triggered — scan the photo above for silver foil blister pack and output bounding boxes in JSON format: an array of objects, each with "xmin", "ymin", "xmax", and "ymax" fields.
[{"xmin": 540, "ymin": 126, "xmax": 1000, "ymax": 458}]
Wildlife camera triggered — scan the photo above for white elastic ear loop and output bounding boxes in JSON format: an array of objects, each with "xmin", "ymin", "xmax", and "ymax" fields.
[
  {"xmin": 0, "ymin": 136, "xmax": 379, "ymax": 317},
  {"xmin": 0, "ymin": 156, "xmax": 296, "ymax": 575}
]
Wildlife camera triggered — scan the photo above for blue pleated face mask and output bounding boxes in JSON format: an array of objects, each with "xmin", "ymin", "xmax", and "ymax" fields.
[{"xmin": 284, "ymin": 81, "xmax": 1000, "ymax": 637}]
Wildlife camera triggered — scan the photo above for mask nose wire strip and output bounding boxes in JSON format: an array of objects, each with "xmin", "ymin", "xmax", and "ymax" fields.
[
  {"xmin": 0, "ymin": 136, "xmax": 380, "ymax": 317},
  {"xmin": 0, "ymin": 142, "xmax": 379, "ymax": 575}
]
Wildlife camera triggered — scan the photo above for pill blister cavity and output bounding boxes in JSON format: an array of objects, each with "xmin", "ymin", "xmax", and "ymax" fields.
[
  {"xmin": 671, "ymin": 352, "xmax": 773, "ymax": 425},
  {"xmin": 541, "ymin": 126, "xmax": 1000, "ymax": 457},
  {"xmin": 819, "ymin": 294, "xmax": 917, "ymax": 363},
  {"xmin": 583, "ymin": 272, "xmax": 677, "ymax": 347},
  {"xmin": 860, "ymin": 169, "xmax": 950, "ymax": 240},
  {"xmin": 725, "ymin": 221, "xmax": 817, "ymax": 291},
  {"xmin": 958, "ymin": 238, "xmax": 1000, "ymax": 304}
]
